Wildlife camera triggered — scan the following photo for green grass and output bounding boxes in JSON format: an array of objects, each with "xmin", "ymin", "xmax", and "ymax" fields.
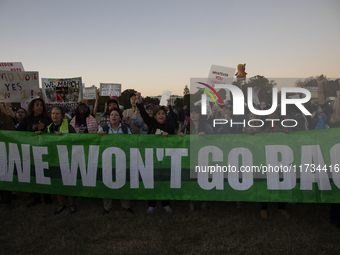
[{"xmin": 1, "ymin": 193, "xmax": 339, "ymax": 255}]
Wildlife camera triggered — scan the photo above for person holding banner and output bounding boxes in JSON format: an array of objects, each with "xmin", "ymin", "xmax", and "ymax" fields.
[
  {"xmin": 17, "ymin": 98, "xmax": 53, "ymax": 206},
  {"xmin": 98, "ymin": 107, "xmax": 133, "ymax": 214},
  {"xmin": 70, "ymin": 102, "xmax": 98, "ymax": 134},
  {"xmin": 136, "ymin": 92, "xmax": 175, "ymax": 213},
  {"xmin": 36, "ymin": 106, "xmax": 77, "ymax": 214},
  {"xmin": 178, "ymin": 105, "xmax": 213, "ymax": 211}
]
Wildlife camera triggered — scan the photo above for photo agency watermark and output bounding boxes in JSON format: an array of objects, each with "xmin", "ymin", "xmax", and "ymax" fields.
[
  {"xmin": 189, "ymin": 77, "xmax": 313, "ymax": 181},
  {"xmin": 198, "ymin": 81, "xmax": 312, "ymax": 129}
]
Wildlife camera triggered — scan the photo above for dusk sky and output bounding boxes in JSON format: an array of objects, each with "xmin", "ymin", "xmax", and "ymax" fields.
[{"xmin": 1, "ymin": 0, "xmax": 339, "ymax": 96}]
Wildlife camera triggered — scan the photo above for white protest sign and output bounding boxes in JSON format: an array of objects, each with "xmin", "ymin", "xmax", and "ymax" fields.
[
  {"xmin": 83, "ymin": 87, "xmax": 97, "ymax": 100},
  {"xmin": 160, "ymin": 91, "xmax": 171, "ymax": 106},
  {"xmin": 0, "ymin": 62, "xmax": 25, "ymax": 72},
  {"xmin": 208, "ymin": 65, "xmax": 235, "ymax": 101},
  {"xmin": 100, "ymin": 83, "xmax": 121, "ymax": 96},
  {"xmin": 0, "ymin": 71, "xmax": 39, "ymax": 102},
  {"xmin": 41, "ymin": 77, "xmax": 82, "ymax": 110}
]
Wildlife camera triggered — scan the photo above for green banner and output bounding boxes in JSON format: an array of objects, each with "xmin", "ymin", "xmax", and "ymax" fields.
[{"xmin": 0, "ymin": 129, "xmax": 339, "ymax": 203}]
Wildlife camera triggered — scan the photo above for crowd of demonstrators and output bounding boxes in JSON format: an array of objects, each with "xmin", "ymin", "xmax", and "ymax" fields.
[
  {"xmin": 123, "ymin": 93, "xmax": 141, "ymax": 134},
  {"xmin": 136, "ymin": 92, "xmax": 175, "ymax": 213},
  {"xmin": 2, "ymin": 83, "xmax": 340, "ymax": 229},
  {"xmin": 98, "ymin": 107, "xmax": 133, "ymax": 214}
]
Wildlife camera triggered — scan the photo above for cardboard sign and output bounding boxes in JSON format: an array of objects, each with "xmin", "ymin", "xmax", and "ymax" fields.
[
  {"xmin": 0, "ymin": 62, "xmax": 25, "ymax": 72},
  {"xmin": 0, "ymin": 71, "xmax": 39, "ymax": 102},
  {"xmin": 83, "ymin": 87, "xmax": 97, "ymax": 100},
  {"xmin": 100, "ymin": 83, "xmax": 121, "ymax": 96}
]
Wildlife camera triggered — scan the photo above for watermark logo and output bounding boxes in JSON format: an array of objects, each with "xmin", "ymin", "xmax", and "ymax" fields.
[{"xmin": 196, "ymin": 81, "xmax": 312, "ymax": 128}]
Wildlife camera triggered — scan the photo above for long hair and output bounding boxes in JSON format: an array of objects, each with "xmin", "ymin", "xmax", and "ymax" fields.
[
  {"xmin": 330, "ymin": 95, "xmax": 340, "ymax": 123},
  {"xmin": 27, "ymin": 98, "xmax": 48, "ymax": 118},
  {"xmin": 75, "ymin": 104, "xmax": 91, "ymax": 126}
]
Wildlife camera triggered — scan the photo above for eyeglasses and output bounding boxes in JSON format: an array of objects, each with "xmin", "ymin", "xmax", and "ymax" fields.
[{"xmin": 17, "ymin": 111, "xmax": 25, "ymax": 114}]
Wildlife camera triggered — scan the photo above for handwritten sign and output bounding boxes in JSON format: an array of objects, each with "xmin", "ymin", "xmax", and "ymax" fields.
[
  {"xmin": 160, "ymin": 91, "xmax": 171, "ymax": 106},
  {"xmin": 0, "ymin": 71, "xmax": 39, "ymax": 102},
  {"xmin": 100, "ymin": 83, "xmax": 121, "ymax": 96},
  {"xmin": 208, "ymin": 65, "xmax": 235, "ymax": 101},
  {"xmin": 83, "ymin": 87, "xmax": 97, "ymax": 100},
  {"xmin": 0, "ymin": 62, "xmax": 25, "ymax": 72},
  {"xmin": 42, "ymin": 77, "xmax": 82, "ymax": 110}
]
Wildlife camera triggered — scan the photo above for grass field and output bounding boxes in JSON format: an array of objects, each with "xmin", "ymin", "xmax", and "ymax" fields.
[{"xmin": 1, "ymin": 193, "xmax": 339, "ymax": 255}]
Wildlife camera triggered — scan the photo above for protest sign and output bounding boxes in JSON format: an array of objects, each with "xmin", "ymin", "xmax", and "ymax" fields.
[
  {"xmin": 100, "ymin": 83, "xmax": 121, "ymax": 96},
  {"xmin": 0, "ymin": 62, "xmax": 25, "ymax": 72},
  {"xmin": 159, "ymin": 91, "xmax": 171, "ymax": 106},
  {"xmin": 42, "ymin": 77, "xmax": 82, "ymax": 110},
  {"xmin": 1, "ymin": 129, "xmax": 339, "ymax": 203},
  {"xmin": 208, "ymin": 65, "xmax": 235, "ymax": 101},
  {"xmin": 0, "ymin": 71, "xmax": 39, "ymax": 102},
  {"xmin": 83, "ymin": 87, "xmax": 97, "ymax": 100}
]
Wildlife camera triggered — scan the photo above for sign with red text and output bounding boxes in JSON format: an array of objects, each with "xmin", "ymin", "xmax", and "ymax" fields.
[
  {"xmin": 42, "ymin": 77, "xmax": 82, "ymax": 110},
  {"xmin": 208, "ymin": 65, "xmax": 235, "ymax": 101},
  {"xmin": 0, "ymin": 62, "xmax": 25, "ymax": 72},
  {"xmin": 0, "ymin": 71, "xmax": 39, "ymax": 102}
]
